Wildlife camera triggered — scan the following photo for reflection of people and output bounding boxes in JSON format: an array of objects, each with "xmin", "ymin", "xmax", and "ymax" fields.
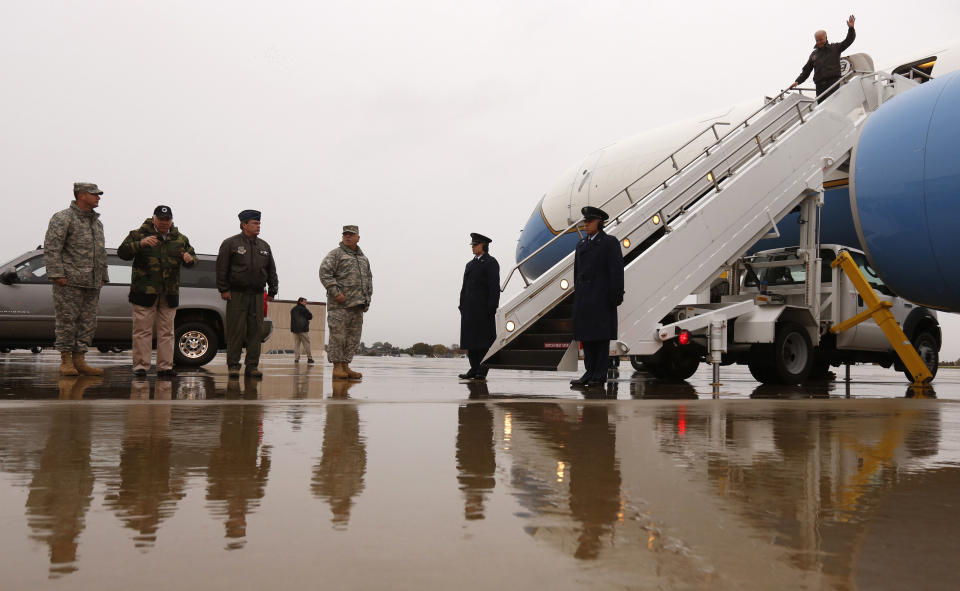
[
  {"xmin": 320, "ymin": 225, "xmax": 373, "ymax": 381},
  {"xmin": 790, "ymin": 15, "xmax": 856, "ymax": 100},
  {"xmin": 313, "ymin": 381, "xmax": 366, "ymax": 528},
  {"xmin": 504, "ymin": 403, "xmax": 621, "ymax": 560},
  {"xmin": 458, "ymin": 233, "xmax": 500, "ymax": 381},
  {"xmin": 290, "ymin": 297, "xmax": 315, "ymax": 364},
  {"xmin": 568, "ymin": 406, "xmax": 621, "ymax": 560},
  {"xmin": 216, "ymin": 209, "xmax": 279, "ymax": 378},
  {"xmin": 206, "ymin": 403, "xmax": 271, "ymax": 549},
  {"xmin": 456, "ymin": 403, "xmax": 496, "ymax": 520},
  {"xmin": 465, "ymin": 380, "xmax": 490, "ymax": 400},
  {"xmin": 117, "ymin": 205, "xmax": 196, "ymax": 377},
  {"xmin": 57, "ymin": 376, "xmax": 103, "ymax": 400},
  {"xmin": 106, "ymin": 394, "xmax": 184, "ymax": 547},
  {"xmin": 570, "ymin": 207, "xmax": 624, "ymax": 387},
  {"xmin": 25, "ymin": 405, "xmax": 94, "ymax": 575},
  {"xmin": 43, "ymin": 182, "xmax": 109, "ymax": 377}
]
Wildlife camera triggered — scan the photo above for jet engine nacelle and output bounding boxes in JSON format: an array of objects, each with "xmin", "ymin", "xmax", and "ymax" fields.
[{"xmin": 851, "ymin": 70, "xmax": 960, "ymax": 312}]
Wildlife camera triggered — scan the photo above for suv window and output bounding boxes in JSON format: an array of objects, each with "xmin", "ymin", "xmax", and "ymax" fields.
[
  {"xmin": 106, "ymin": 255, "xmax": 132, "ymax": 285},
  {"xmin": 13, "ymin": 255, "xmax": 49, "ymax": 284},
  {"xmin": 181, "ymin": 259, "xmax": 218, "ymax": 289}
]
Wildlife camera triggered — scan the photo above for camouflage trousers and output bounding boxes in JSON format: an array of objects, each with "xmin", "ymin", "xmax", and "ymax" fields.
[
  {"xmin": 53, "ymin": 284, "xmax": 101, "ymax": 353},
  {"xmin": 327, "ymin": 306, "xmax": 364, "ymax": 363}
]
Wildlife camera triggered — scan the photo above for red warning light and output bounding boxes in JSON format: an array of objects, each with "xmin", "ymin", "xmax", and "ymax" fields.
[{"xmin": 678, "ymin": 330, "xmax": 691, "ymax": 346}]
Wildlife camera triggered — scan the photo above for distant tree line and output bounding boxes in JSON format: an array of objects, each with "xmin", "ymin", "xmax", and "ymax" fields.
[{"xmin": 355, "ymin": 341, "xmax": 462, "ymax": 358}]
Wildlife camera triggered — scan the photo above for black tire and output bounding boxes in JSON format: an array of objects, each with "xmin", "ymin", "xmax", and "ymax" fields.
[
  {"xmin": 0, "ymin": 347, "xmax": 10, "ymax": 353},
  {"xmin": 747, "ymin": 345, "xmax": 778, "ymax": 384},
  {"xmin": 808, "ymin": 352, "xmax": 833, "ymax": 380},
  {"xmin": 97, "ymin": 345, "xmax": 111, "ymax": 353},
  {"xmin": 904, "ymin": 329, "xmax": 939, "ymax": 382},
  {"xmin": 641, "ymin": 348, "xmax": 699, "ymax": 381},
  {"xmin": 771, "ymin": 322, "xmax": 813, "ymax": 385},
  {"xmin": 174, "ymin": 321, "xmax": 219, "ymax": 367},
  {"xmin": 662, "ymin": 348, "xmax": 699, "ymax": 380},
  {"xmin": 31, "ymin": 346, "xmax": 43, "ymax": 354},
  {"xmin": 630, "ymin": 355, "xmax": 645, "ymax": 371}
]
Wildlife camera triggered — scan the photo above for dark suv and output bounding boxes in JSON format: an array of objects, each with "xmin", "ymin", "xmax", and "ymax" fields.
[{"xmin": 0, "ymin": 248, "xmax": 273, "ymax": 367}]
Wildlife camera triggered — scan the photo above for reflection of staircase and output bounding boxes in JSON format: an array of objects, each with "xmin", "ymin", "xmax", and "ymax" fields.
[
  {"xmin": 485, "ymin": 295, "xmax": 573, "ymax": 370},
  {"xmin": 487, "ymin": 71, "xmax": 922, "ymax": 370}
]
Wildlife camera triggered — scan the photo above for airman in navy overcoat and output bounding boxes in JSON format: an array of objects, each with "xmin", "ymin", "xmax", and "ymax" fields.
[
  {"xmin": 571, "ymin": 207, "xmax": 625, "ymax": 386},
  {"xmin": 459, "ymin": 233, "xmax": 500, "ymax": 380}
]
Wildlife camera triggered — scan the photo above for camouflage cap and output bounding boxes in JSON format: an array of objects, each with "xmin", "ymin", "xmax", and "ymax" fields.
[
  {"xmin": 342, "ymin": 225, "xmax": 359, "ymax": 234},
  {"xmin": 74, "ymin": 182, "xmax": 103, "ymax": 195}
]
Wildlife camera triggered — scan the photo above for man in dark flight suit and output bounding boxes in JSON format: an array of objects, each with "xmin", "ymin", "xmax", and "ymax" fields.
[
  {"xmin": 790, "ymin": 14, "xmax": 856, "ymax": 100},
  {"xmin": 458, "ymin": 233, "xmax": 500, "ymax": 381},
  {"xmin": 570, "ymin": 207, "xmax": 625, "ymax": 387}
]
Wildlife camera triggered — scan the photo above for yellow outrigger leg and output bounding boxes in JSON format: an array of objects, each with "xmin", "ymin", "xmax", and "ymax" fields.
[{"xmin": 829, "ymin": 251, "xmax": 933, "ymax": 387}]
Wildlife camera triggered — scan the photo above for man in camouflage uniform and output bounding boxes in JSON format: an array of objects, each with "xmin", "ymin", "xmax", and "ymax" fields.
[
  {"xmin": 117, "ymin": 205, "xmax": 197, "ymax": 377},
  {"xmin": 216, "ymin": 210, "xmax": 279, "ymax": 378},
  {"xmin": 43, "ymin": 182, "xmax": 110, "ymax": 376},
  {"xmin": 319, "ymin": 225, "xmax": 373, "ymax": 380}
]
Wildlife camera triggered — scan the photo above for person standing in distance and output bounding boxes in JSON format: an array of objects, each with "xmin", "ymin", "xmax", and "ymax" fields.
[
  {"xmin": 117, "ymin": 205, "xmax": 196, "ymax": 377},
  {"xmin": 790, "ymin": 15, "xmax": 856, "ymax": 100},
  {"xmin": 319, "ymin": 225, "xmax": 372, "ymax": 381},
  {"xmin": 216, "ymin": 210, "xmax": 279, "ymax": 378},
  {"xmin": 458, "ymin": 233, "xmax": 500, "ymax": 381},
  {"xmin": 290, "ymin": 297, "xmax": 315, "ymax": 364},
  {"xmin": 43, "ymin": 182, "xmax": 110, "ymax": 376},
  {"xmin": 570, "ymin": 206, "xmax": 624, "ymax": 387}
]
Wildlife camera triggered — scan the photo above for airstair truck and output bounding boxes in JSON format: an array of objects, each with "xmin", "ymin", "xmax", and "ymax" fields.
[{"xmin": 636, "ymin": 244, "xmax": 940, "ymax": 384}]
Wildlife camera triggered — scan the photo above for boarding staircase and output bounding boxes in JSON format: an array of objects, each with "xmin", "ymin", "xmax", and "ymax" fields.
[{"xmin": 484, "ymin": 71, "xmax": 920, "ymax": 371}]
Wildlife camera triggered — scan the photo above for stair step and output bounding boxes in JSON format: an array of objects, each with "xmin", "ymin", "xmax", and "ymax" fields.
[
  {"xmin": 486, "ymin": 348, "xmax": 567, "ymax": 370},
  {"xmin": 508, "ymin": 333, "xmax": 574, "ymax": 350}
]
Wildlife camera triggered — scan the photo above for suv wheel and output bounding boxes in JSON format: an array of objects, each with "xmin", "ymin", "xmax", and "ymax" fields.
[
  {"xmin": 904, "ymin": 328, "xmax": 939, "ymax": 382},
  {"xmin": 175, "ymin": 321, "xmax": 219, "ymax": 367}
]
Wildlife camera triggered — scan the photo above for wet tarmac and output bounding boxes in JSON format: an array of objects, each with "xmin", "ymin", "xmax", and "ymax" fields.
[{"xmin": 1, "ymin": 351, "xmax": 959, "ymax": 590}]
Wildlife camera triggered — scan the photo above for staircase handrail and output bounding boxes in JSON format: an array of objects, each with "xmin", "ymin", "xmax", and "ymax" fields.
[{"xmin": 501, "ymin": 83, "xmax": 819, "ymax": 292}]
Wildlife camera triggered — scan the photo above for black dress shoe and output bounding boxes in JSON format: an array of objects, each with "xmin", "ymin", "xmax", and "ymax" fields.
[
  {"xmin": 458, "ymin": 373, "xmax": 475, "ymax": 380},
  {"xmin": 473, "ymin": 375, "xmax": 487, "ymax": 381},
  {"xmin": 586, "ymin": 379, "xmax": 607, "ymax": 387},
  {"xmin": 133, "ymin": 369, "xmax": 147, "ymax": 377},
  {"xmin": 570, "ymin": 376, "xmax": 589, "ymax": 386},
  {"xmin": 157, "ymin": 369, "xmax": 177, "ymax": 377}
]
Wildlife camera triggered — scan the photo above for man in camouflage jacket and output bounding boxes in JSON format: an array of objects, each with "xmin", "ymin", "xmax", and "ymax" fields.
[
  {"xmin": 117, "ymin": 205, "xmax": 196, "ymax": 377},
  {"xmin": 43, "ymin": 182, "xmax": 110, "ymax": 376},
  {"xmin": 319, "ymin": 225, "xmax": 373, "ymax": 380}
]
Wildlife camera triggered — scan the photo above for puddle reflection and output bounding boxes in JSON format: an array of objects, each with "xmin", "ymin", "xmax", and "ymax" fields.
[
  {"xmin": 312, "ymin": 381, "xmax": 366, "ymax": 529},
  {"xmin": 2, "ymin": 382, "xmax": 960, "ymax": 587}
]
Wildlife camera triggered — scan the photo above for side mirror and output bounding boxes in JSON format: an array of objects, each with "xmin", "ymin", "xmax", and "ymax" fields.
[{"xmin": 0, "ymin": 268, "xmax": 17, "ymax": 285}]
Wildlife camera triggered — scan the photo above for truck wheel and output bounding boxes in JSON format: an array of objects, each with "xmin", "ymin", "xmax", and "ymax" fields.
[
  {"xmin": 772, "ymin": 323, "xmax": 813, "ymax": 385},
  {"xmin": 31, "ymin": 346, "xmax": 43, "ymax": 354},
  {"xmin": 663, "ymin": 349, "xmax": 699, "ymax": 380},
  {"xmin": 175, "ymin": 321, "xmax": 219, "ymax": 367},
  {"xmin": 904, "ymin": 329, "xmax": 939, "ymax": 382},
  {"xmin": 747, "ymin": 345, "xmax": 777, "ymax": 384},
  {"xmin": 808, "ymin": 353, "xmax": 833, "ymax": 380}
]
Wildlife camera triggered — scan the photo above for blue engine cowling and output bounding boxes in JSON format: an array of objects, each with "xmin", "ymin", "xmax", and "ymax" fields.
[{"xmin": 851, "ymin": 70, "xmax": 960, "ymax": 312}]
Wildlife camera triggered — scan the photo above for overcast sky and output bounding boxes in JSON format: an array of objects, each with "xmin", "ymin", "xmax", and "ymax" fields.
[{"xmin": 3, "ymin": 1, "xmax": 960, "ymax": 358}]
